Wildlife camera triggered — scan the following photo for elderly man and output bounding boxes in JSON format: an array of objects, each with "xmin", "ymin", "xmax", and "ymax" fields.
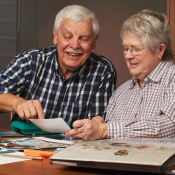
[{"xmin": 0, "ymin": 5, "xmax": 116, "ymax": 126}]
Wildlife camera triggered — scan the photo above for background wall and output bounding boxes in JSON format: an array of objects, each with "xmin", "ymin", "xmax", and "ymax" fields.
[
  {"xmin": 18, "ymin": 0, "xmax": 166, "ymax": 86},
  {"xmin": 1, "ymin": 0, "xmax": 166, "ymax": 127}
]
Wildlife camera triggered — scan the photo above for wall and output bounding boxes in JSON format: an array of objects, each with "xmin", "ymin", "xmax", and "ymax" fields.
[
  {"xmin": 0, "ymin": 0, "xmax": 18, "ymax": 127},
  {"xmin": 0, "ymin": 0, "xmax": 17, "ymax": 75},
  {"xmin": 17, "ymin": 0, "xmax": 39, "ymax": 53},
  {"xmin": 167, "ymin": 0, "xmax": 175, "ymax": 59},
  {"xmin": 17, "ymin": 0, "xmax": 166, "ymax": 86},
  {"xmin": 37, "ymin": 0, "xmax": 166, "ymax": 86}
]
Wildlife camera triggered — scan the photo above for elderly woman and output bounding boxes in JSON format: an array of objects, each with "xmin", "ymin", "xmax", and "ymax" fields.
[{"xmin": 66, "ymin": 9, "xmax": 175, "ymax": 140}]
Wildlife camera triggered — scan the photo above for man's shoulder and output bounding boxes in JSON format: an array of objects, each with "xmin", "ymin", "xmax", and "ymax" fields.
[
  {"xmin": 23, "ymin": 45, "xmax": 57, "ymax": 56},
  {"xmin": 90, "ymin": 52, "xmax": 111, "ymax": 63},
  {"xmin": 15, "ymin": 46, "xmax": 57, "ymax": 64},
  {"xmin": 89, "ymin": 52, "xmax": 115, "ymax": 70}
]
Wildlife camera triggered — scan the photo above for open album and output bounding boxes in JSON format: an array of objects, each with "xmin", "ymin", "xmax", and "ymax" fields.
[{"xmin": 50, "ymin": 138, "xmax": 175, "ymax": 174}]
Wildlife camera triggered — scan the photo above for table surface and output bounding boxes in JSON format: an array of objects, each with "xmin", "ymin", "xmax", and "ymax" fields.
[{"xmin": 0, "ymin": 125, "xmax": 161, "ymax": 175}]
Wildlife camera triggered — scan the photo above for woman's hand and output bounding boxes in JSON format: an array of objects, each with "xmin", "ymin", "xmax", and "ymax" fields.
[{"xmin": 65, "ymin": 116, "xmax": 108, "ymax": 140}]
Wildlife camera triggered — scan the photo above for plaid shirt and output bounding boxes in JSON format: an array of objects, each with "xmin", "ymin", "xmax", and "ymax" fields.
[
  {"xmin": 106, "ymin": 61, "xmax": 175, "ymax": 138},
  {"xmin": 0, "ymin": 46, "xmax": 116, "ymax": 126}
]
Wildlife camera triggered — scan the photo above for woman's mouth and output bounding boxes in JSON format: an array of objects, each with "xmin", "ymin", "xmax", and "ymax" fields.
[{"xmin": 130, "ymin": 62, "xmax": 138, "ymax": 68}]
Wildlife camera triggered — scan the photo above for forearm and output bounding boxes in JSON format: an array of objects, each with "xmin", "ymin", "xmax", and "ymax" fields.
[
  {"xmin": 99, "ymin": 122, "xmax": 108, "ymax": 139},
  {"xmin": 0, "ymin": 93, "xmax": 26, "ymax": 112},
  {"xmin": 128, "ymin": 116, "xmax": 175, "ymax": 138},
  {"xmin": 0, "ymin": 93, "xmax": 44, "ymax": 119},
  {"xmin": 108, "ymin": 115, "xmax": 175, "ymax": 139},
  {"xmin": 92, "ymin": 117, "xmax": 108, "ymax": 139}
]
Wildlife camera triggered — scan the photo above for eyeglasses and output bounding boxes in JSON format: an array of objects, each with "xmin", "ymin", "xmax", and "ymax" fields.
[{"xmin": 122, "ymin": 46, "xmax": 147, "ymax": 56}]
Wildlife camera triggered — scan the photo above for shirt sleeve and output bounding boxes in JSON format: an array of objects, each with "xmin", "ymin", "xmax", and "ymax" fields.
[
  {"xmin": 108, "ymin": 115, "xmax": 175, "ymax": 138},
  {"xmin": 0, "ymin": 53, "xmax": 32, "ymax": 95},
  {"xmin": 88, "ymin": 65, "xmax": 116, "ymax": 118},
  {"xmin": 106, "ymin": 91, "xmax": 128, "ymax": 138}
]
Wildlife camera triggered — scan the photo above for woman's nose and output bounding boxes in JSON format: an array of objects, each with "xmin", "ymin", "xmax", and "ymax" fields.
[{"xmin": 124, "ymin": 50, "xmax": 135, "ymax": 59}]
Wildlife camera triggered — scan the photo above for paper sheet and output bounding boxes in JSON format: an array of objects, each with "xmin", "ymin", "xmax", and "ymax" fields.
[
  {"xmin": 33, "ymin": 137, "xmax": 75, "ymax": 145},
  {"xmin": 0, "ymin": 152, "xmax": 30, "ymax": 165},
  {"xmin": 29, "ymin": 118, "xmax": 71, "ymax": 133}
]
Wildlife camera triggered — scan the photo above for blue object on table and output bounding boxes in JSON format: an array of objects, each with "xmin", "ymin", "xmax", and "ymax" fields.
[{"xmin": 0, "ymin": 150, "xmax": 15, "ymax": 154}]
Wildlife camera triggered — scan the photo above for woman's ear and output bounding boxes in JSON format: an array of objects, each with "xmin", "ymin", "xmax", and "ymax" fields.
[{"xmin": 158, "ymin": 43, "xmax": 166, "ymax": 59}]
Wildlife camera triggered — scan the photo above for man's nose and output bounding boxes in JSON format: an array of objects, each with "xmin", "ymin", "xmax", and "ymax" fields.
[{"xmin": 70, "ymin": 38, "xmax": 80, "ymax": 49}]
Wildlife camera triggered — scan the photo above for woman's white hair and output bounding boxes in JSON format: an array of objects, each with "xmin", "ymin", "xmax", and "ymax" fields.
[
  {"xmin": 54, "ymin": 5, "xmax": 99, "ymax": 36},
  {"xmin": 120, "ymin": 9, "xmax": 173, "ymax": 61}
]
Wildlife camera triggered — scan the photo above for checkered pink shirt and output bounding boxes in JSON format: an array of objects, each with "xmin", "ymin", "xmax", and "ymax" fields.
[{"xmin": 106, "ymin": 61, "xmax": 175, "ymax": 139}]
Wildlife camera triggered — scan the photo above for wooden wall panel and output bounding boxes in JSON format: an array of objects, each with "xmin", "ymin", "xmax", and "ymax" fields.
[{"xmin": 167, "ymin": 0, "xmax": 175, "ymax": 59}]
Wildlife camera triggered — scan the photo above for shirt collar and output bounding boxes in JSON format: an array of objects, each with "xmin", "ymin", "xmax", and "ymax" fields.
[
  {"xmin": 130, "ymin": 61, "xmax": 173, "ymax": 89},
  {"xmin": 147, "ymin": 61, "xmax": 172, "ymax": 82},
  {"xmin": 55, "ymin": 55, "xmax": 87, "ymax": 79}
]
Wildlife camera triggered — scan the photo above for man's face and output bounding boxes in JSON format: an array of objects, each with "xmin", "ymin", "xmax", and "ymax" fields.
[{"xmin": 53, "ymin": 18, "xmax": 98, "ymax": 76}]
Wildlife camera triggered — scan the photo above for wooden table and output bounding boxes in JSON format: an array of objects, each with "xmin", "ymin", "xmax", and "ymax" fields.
[
  {"xmin": 0, "ymin": 158, "xmax": 159, "ymax": 175},
  {"xmin": 0, "ymin": 125, "xmax": 160, "ymax": 175}
]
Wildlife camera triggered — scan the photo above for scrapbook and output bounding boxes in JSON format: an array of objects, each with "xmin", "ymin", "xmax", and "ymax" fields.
[{"xmin": 50, "ymin": 138, "xmax": 175, "ymax": 174}]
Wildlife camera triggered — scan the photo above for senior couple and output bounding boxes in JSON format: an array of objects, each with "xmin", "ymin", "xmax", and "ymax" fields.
[{"xmin": 0, "ymin": 5, "xmax": 174, "ymax": 140}]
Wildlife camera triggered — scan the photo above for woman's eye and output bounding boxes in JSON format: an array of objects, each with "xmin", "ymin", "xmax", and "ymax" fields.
[
  {"xmin": 124, "ymin": 48, "xmax": 129, "ymax": 51},
  {"xmin": 133, "ymin": 48, "xmax": 140, "ymax": 51}
]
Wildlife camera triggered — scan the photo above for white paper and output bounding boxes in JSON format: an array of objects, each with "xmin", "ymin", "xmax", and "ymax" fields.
[
  {"xmin": 33, "ymin": 137, "xmax": 75, "ymax": 145},
  {"xmin": 0, "ymin": 152, "xmax": 30, "ymax": 165},
  {"xmin": 29, "ymin": 118, "xmax": 71, "ymax": 133}
]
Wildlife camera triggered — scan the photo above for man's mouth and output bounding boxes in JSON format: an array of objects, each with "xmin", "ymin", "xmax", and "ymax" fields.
[{"xmin": 66, "ymin": 52, "xmax": 83, "ymax": 56}]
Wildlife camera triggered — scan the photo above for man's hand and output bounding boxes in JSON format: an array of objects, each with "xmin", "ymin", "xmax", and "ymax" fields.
[
  {"xmin": 65, "ymin": 116, "xmax": 108, "ymax": 140},
  {"xmin": 13, "ymin": 99, "xmax": 44, "ymax": 120}
]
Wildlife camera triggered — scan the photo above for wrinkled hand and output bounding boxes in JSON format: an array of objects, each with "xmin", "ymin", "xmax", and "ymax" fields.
[
  {"xmin": 13, "ymin": 99, "xmax": 44, "ymax": 120},
  {"xmin": 65, "ymin": 116, "xmax": 108, "ymax": 141}
]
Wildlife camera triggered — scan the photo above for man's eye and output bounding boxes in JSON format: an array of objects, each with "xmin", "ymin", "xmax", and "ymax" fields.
[
  {"xmin": 80, "ymin": 36, "xmax": 90, "ymax": 42},
  {"xmin": 64, "ymin": 35, "xmax": 72, "ymax": 39},
  {"xmin": 64, "ymin": 36, "xmax": 71, "ymax": 39}
]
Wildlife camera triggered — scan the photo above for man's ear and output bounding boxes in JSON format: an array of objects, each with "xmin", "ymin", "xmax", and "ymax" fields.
[
  {"xmin": 53, "ymin": 28, "xmax": 58, "ymax": 45},
  {"xmin": 92, "ymin": 34, "xmax": 99, "ymax": 49}
]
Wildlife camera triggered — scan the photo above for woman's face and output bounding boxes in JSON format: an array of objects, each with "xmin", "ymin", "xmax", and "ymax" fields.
[{"xmin": 122, "ymin": 33, "xmax": 165, "ymax": 86}]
